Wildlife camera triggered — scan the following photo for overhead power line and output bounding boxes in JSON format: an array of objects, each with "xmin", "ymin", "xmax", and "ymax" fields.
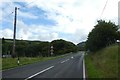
[
  {"xmin": 5, "ymin": 12, "xmax": 14, "ymax": 18},
  {"xmin": 1, "ymin": 0, "xmax": 36, "ymax": 21},
  {"xmin": 19, "ymin": 0, "xmax": 38, "ymax": 9},
  {"xmin": 0, "ymin": 12, "xmax": 14, "ymax": 21},
  {"xmin": 100, "ymin": 0, "xmax": 109, "ymax": 18}
]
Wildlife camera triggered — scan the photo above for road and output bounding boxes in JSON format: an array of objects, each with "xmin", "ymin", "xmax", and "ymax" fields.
[{"xmin": 2, "ymin": 52, "xmax": 85, "ymax": 80}]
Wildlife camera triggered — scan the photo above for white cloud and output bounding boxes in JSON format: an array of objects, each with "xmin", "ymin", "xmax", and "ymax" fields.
[
  {"xmin": 1, "ymin": 0, "xmax": 119, "ymax": 44},
  {"xmin": 0, "ymin": 28, "xmax": 13, "ymax": 38},
  {"xmin": 18, "ymin": 10, "xmax": 38, "ymax": 19},
  {"xmin": 15, "ymin": 20, "xmax": 59, "ymax": 41},
  {"xmin": 1, "ymin": 1, "xmax": 38, "ymax": 23}
]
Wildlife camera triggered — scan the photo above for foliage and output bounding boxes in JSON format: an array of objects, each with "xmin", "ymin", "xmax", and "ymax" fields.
[
  {"xmin": 86, "ymin": 20, "xmax": 119, "ymax": 52},
  {"xmin": 2, "ymin": 39, "xmax": 78, "ymax": 57},
  {"xmin": 51, "ymin": 39, "xmax": 78, "ymax": 55}
]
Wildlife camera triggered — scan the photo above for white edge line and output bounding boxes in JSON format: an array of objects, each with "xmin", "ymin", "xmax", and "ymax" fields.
[
  {"xmin": 83, "ymin": 55, "xmax": 86, "ymax": 80},
  {"xmin": 25, "ymin": 66, "xmax": 54, "ymax": 80}
]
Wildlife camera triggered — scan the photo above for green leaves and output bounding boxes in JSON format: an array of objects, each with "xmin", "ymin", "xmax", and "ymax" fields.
[
  {"xmin": 2, "ymin": 39, "xmax": 78, "ymax": 57},
  {"xmin": 51, "ymin": 39, "xmax": 78, "ymax": 55},
  {"xmin": 86, "ymin": 20, "xmax": 119, "ymax": 52}
]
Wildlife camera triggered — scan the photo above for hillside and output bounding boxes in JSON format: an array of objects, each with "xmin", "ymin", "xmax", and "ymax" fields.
[
  {"xmin": 85, "ymin": 44, "xmax": 119, "ymax": 78},
  {"xmin": 2, "ymin": 38, "xmax": 78, "ymax": 57},
  {"xmin": 77, "ymin": 42, "xmax": 86, "ymax": 51}
]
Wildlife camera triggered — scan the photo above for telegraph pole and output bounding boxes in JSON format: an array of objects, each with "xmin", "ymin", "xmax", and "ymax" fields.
[{"xmin": 12, "ymin": 7, "xmax": 17, "ymax": 58}]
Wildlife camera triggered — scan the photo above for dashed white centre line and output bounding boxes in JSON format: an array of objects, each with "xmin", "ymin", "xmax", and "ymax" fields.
[
  {"xmin": 66, "ymin": 59, "xmax": 69, "ymax": 61},
  {"xmin": 25, "ymin": 66, "xmax": 54, "ymax": 80},
  {"xmin": 61, "ymin": 59, "xmax": 70, "ymax": 63},
  {"xmin": 61, "ymin": 60, "xmax": 66, "ymax": 63},
  {"xmin": 71, "ymin": 56, "xmax": 74, "ymax": 59}
]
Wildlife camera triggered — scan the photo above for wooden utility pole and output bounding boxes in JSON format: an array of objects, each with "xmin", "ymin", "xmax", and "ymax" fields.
[{"xmin": 12, "ymin": 7, "xmax": 17, "ymax": 58}]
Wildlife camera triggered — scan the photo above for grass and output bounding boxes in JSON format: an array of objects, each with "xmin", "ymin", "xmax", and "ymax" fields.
[
  {"xmin": 2, "ymin": 54, "xmax": 69, "ymax": 70},
  {"xmin": 85, "ymin": 56, "xmax": 103, "ymax": 78},
  {"xmin": 85, "ymin": 44, "xmax": 118, "ymax": 78},
  {"xmin": 0, "ymin": 58, "xmax": 2, "ymax": 70}
]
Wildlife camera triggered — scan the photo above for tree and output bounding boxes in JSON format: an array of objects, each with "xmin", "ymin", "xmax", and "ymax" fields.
[
  {"xmin": 86, "ymin": 20, "xmax": 119, "ymax": 52},
  {"xmin": 2, "ymin": 39, "xmax": 78, "ymax": 57},
  {"xmin": 51, "ymin": 39, "xmax": 78, "ymax": 55}
]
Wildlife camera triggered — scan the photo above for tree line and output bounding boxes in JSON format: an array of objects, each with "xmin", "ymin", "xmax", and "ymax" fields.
[{"xmin": 2, "ymin": 38, "xmax": 79, "ymax": 57}]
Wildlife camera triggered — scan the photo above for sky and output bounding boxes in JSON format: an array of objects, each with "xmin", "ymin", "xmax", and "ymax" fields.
[{"xmin": 0, "ymin": 0, "xmax": 119, "ymax": 44}]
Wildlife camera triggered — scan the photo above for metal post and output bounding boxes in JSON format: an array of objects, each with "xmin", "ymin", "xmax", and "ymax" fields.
[
  {"xmin": 50, "ymin": 46, "xmax": 54, "ymax": 56},
  {"xmin": 17, "ymin": 57, "xmax": 20, "ymax": 65}
]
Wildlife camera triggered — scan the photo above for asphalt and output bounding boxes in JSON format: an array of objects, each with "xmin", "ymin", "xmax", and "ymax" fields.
[{"xmin": 2, "ymin": 51, "xmax": 84, "ymax": 80}]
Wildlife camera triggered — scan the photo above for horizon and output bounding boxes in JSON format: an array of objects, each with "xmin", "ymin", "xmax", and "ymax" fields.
[{"xmin": 1, "ymin": 37, "xmax": 86, "ymax": 45}]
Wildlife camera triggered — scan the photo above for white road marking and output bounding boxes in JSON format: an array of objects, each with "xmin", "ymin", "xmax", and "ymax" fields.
[
  {"xmin": 83, "ymin": 55, "xmax": 86, "ymax": 80},
  {"xmin": 61, "ymin": 59, "xmax": 70, "ymax": 63},
  {"xmin": 61, "ymin": 60, "xmax": 66, "ymax": 63},
  {"xmin": 25, "ymin": 66, "xmax": 54, "ymax": 80},
  {"xmin": 71, "ymin": 56, "xmax": 74, "ymax": 59},
  {"xmin": 66, "ymin": 59, "xmax": 69, "ymax": 61}
]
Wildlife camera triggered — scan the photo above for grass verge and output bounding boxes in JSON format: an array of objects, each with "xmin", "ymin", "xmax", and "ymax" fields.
[
  {"xmin": 85, "ymin": 55, "xmax": 102, "ymax": 78},
  {"xmin": 2, "ymin": 54, "xmax": 69, "ymax": 70},
  {"xmin": 85, "ymin": 44, "xmax": 118, "ymax": 78}
]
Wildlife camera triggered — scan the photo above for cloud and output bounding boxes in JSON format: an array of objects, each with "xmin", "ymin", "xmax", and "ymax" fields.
[
  {"xmin": 0, "ymin": 28, "xmax": 13, "ymax": 38},
  {"xmin": 1, "ymin": 0, "xmax": 119, "ymax": 44},
  {"xmin": 16, "ymin": 20, "xmax": 59, "ymax": 41},
  {"xmin": 24, "ymin": 0, "xmax": 96, "ymax": 33},
  {"xmin": 18, "ymin": 10, "xmax": 38, "ymax": 19}
]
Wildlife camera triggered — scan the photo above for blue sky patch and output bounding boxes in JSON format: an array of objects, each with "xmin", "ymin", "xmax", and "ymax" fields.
[{"xmin": 15, "ymin": 2, "xmax": 57, "ymax": 26}]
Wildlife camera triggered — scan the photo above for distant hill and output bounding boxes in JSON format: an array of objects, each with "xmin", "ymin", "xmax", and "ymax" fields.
[{"xmin": 77, "ymin": 42, "xmax": 86, "ymax": 51}]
